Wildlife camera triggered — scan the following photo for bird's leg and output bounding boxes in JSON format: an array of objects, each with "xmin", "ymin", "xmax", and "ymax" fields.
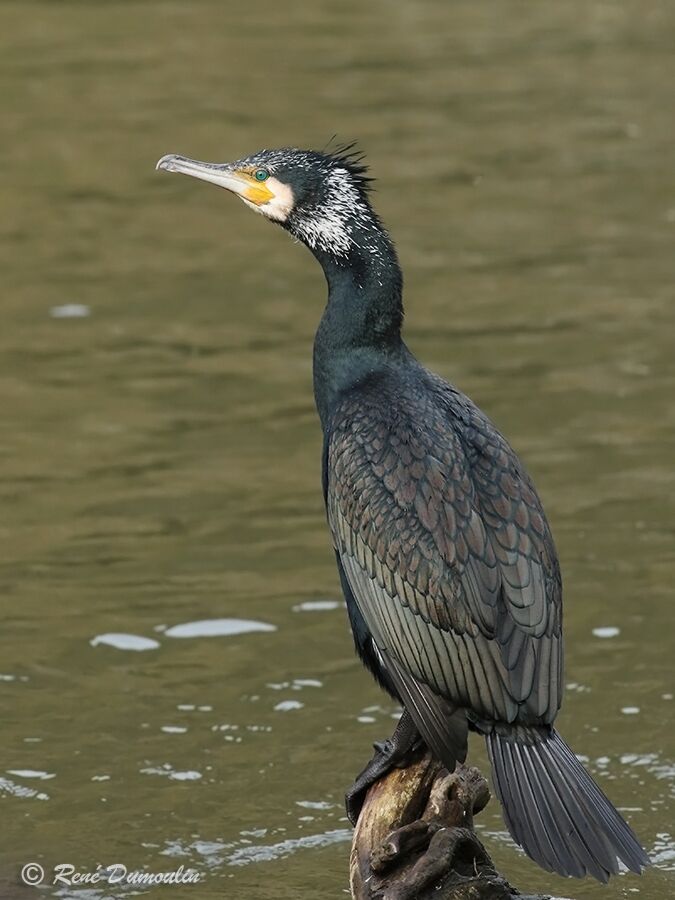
[{"xmin": 345, "ymin": 708, "xmax": 423, "ymax": 826}]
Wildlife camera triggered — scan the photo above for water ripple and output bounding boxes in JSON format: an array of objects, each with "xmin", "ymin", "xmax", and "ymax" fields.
[{"xmin": 164, "ymin": 618, "xmax": 276, "ymax": 638}]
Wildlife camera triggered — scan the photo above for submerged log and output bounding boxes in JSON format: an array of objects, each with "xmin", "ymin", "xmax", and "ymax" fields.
[{"xmin": 349, "ymin": 749, "xmax": 572, "ymax": 900}]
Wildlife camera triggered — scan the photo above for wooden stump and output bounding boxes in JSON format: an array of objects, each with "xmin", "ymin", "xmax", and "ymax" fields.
[{"xmin": 349, "ymin": 750, "xmax": 572, "ymax": 900}]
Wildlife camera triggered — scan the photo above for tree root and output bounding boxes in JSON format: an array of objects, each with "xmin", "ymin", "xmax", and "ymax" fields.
[{"xmin": 349, "ymin": 750, "xmax": 573, "ymax": 900}]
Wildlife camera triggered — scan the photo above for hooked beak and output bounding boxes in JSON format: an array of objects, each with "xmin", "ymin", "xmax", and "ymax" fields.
[{"xmin": 156, "ymin": 154, "xmax": 274, "ymax": 206}]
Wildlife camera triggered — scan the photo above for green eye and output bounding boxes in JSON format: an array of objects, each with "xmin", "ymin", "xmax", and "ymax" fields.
[{"xmin": 254, "ymin": 168, "xmax": 269, "ymax": 182}]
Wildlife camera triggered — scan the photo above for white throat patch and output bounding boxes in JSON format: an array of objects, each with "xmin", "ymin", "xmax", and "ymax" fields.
[{"xmin": 253, "ymin": 177, "xmax": 295, "ymax": 222}]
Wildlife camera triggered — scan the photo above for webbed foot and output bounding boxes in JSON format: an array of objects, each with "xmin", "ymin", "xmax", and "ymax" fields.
[{"xmin": 345, "ymin": 709, "xmax": 423, "ymax": 825}]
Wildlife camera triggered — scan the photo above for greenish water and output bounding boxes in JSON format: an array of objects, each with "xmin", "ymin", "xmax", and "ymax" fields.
[{"xmin": 1, "ymin": 1, "xmax": 673, "ymax": 897}]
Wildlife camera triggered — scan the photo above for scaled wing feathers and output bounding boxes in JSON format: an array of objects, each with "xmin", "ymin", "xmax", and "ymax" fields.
[{"xmin": 328, "ymin": 373, "xmax": 563, "ymax": 726}]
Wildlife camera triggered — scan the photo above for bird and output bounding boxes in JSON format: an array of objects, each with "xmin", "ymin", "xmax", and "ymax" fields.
[{"xmin": 156, "ymin": 144, "xmax": 650, "ymax": 882}]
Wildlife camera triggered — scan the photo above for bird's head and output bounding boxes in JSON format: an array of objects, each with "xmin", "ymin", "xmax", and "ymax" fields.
[{"xmin": 156, "ymin": 145, "xmax": 380, "ymax": 261}]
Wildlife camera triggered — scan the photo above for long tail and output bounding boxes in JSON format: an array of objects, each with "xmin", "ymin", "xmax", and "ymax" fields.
[{"xmin": 485, "ymin": 728, "xmax": 650, "ymax": 882}]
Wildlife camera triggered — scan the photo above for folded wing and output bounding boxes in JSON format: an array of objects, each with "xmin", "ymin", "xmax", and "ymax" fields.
[{"xmin": 327, "ymin": 375, "xmax": 563, "ymax": 729}]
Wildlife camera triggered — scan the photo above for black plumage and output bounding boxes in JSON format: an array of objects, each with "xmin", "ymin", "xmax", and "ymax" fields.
[{"xmin": 157, "ymin": 145, "xmax": 650, "ymax": 882}]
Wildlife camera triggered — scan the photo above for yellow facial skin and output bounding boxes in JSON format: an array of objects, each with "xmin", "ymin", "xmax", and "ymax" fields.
[{"xmin": 235, "ymin": 169, "xmax": 275, "ymax": 206}]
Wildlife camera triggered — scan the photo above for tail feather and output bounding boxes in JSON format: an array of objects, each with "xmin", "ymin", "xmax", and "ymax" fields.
[
  {"xmin": 523, "ymin": 738, "xmax": 614, "ymax": 881},
  {"xmin": 513, "ymin": 740, "xmax": 590, "ymax": 878},
  {"xmin": 541, "ymin": 738, "xmax": 630, "ymax": 875},
  {"xmin": 500, "ymin": 739, "xmax": 571, "ymax": 876},
  {"xmin": 486, "ymin": 728, "xmax": 650, "ymax": 881},
  {"xmin": 546, "ymin": 736, "xmax": 645, "ymax": 867}
]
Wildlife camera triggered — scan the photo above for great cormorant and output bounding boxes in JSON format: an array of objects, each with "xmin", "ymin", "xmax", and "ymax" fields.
[{"xmin": 156, "ymin": 146, "xmax": 649, "ymax": 881}]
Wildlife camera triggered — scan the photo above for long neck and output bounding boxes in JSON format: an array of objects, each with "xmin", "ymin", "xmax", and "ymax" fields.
[{"xmin": 310, "ymin": 224, "xmax": 405, "ymax": 431}]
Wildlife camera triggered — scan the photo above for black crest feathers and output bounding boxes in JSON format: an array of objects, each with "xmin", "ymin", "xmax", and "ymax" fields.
[{"xmin": 321, "ymin": 138, "xmax": 374, "ymax": 194}]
